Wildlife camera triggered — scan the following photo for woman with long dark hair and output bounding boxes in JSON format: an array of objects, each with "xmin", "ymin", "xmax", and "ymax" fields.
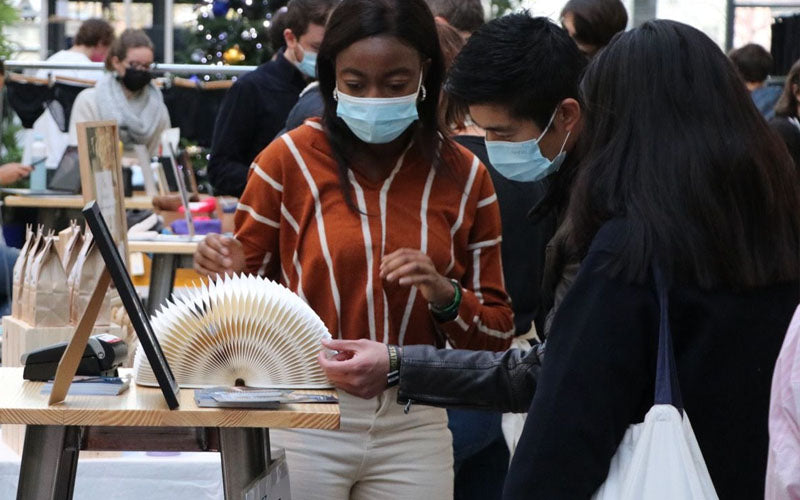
[
  {"xmin": 193, "ymin": 0, "xmax": 513, "ymax": 497},
  {"xmin": 321, "ymin": 19, "xmax": 800, "ymax": 498}
]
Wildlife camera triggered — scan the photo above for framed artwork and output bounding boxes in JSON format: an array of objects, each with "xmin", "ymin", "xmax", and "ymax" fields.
[
  {"xmin": 83, "ymin": 201, "xmax": 180, "ymax": 410},
  {"xmin": 76, "ymin": 120, "xmax": 128, "ymax": 259}
]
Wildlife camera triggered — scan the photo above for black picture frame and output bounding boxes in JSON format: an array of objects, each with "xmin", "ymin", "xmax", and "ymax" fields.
[{"xmin": 82, "ymin": 201, "xmax": 181, "ymax": 410}]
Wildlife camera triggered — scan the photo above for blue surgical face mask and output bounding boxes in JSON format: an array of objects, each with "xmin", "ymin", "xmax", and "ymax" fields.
[
  {"xmin": 296, "ymin": 49, "xmax": 317, "ymax": 78},
  {"xmin": 485, "ymin": 108, "xmax": 570, "ymax": 183},
  {"xmin": 335, "ymin": 74, "xmax": 423, "ymax": 144}
]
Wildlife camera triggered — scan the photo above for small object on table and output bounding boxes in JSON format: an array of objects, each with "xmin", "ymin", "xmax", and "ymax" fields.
[
  {"xmin": 41, "ymin": 375, "xmax": 132, "ymax": 396},
  {"xmin": 194, "ymin": 386, "xmax": 338, "ymax": 409},
  {"xmin": 178, "ymin": 197, "xmax": 217, "ymax": 216},
  {"xmin": 152, "ymin": 193, "xmax": 200, "ymax": 212},
  {"xmin": 21, "ymin": 334, "xmax": 127, "ymax": 381},
  {"xmin": 171, "ymin": 218, "xmax": 221, "ymax": 235}
]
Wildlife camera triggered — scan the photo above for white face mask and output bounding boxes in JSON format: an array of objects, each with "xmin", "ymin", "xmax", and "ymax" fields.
[{"xmin": 334, "ymin": 73, "xmax": 425, "ymax": 144}]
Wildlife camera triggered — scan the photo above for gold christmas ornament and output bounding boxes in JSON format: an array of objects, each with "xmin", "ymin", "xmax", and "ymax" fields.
[{"xmin": 223, "ymin": 44, "xmax": 246, "ymax": 64}]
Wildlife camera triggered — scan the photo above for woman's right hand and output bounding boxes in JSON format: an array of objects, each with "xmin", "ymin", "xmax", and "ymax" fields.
[{"xmin": 193, "ymin": 233, "xmax": 246, "ymax": 277}]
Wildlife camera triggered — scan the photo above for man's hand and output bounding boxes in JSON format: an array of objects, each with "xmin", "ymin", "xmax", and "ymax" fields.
[
  {"xmin": 193, "ymin": 233, "xmax": 246, "ymax": 277},
  {"xmin": 317, "ymin": 338, "xmax": 390, "ymax": 399},
  {"xmin": 0, "ymin": 163, "xmax": 32, "ymax": 185}
]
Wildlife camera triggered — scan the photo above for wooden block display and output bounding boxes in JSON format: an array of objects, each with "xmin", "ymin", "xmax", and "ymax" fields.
[{"xmin": 1, "ymin": 315, "xmax": 122, "ymax": 454}]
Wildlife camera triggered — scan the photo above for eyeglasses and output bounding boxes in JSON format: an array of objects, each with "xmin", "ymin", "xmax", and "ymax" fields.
[{"xmin": 126, "ymin": 61, "xmax": 155, "ymax": 71}]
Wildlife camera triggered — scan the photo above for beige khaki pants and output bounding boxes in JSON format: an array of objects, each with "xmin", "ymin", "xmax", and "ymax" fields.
[{"xmin": 271, "ymin": 387, "xmax": 454, "ymax": 499}]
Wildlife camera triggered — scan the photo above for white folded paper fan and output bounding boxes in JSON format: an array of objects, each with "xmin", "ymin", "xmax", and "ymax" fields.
[{"xmin": 133, "ymin": 274, "xmax": 333, "ymax": 389}]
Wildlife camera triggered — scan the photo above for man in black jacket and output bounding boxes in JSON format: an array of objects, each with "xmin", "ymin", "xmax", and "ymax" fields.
[{"xmin": 207, "ymin": 0, "xmax": 337, "ymax": 196}]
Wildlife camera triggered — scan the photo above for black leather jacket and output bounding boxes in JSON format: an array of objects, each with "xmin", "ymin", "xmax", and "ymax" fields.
[{"xmin": 396, "ymin": 343, "xmax": 545, "ymax": 413}]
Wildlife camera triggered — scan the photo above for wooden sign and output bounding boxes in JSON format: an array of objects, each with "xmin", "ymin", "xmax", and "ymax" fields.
[{"xmin": 76, "ymin": 120, "xmax": 128, "ymax": 260}]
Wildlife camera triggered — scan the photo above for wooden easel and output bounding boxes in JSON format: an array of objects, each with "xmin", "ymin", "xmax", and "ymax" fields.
[{"xmin": 47, "ymin": 270, "xmax": 111, "ymax": 405}]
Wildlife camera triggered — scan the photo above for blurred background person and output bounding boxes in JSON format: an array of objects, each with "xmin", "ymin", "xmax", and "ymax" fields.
[
  {"xmin": 0, "ymin": 61, "xmax": 31, "ymax": 315},
  {"xmin": 69, "ymin": 29, "xmax": 170, "ymax": 155},
  {"xmin": 770, "ymin": 59, "xmax": 800, "ymax": 169},
  {"xmin": 207, "ymin": 0, "xmax": 338, "ymax": 197},
  {"xmin": 560, "ymin": 0, "xmax": 628, "ymax": 57},
  {"xmin": 729, "ymin": 43, "xmax": 781, "ymax": 119},
  {"xmin": 425, "ymin": 0, "xmax": 485, "ymax": 39},
  {"xmin": 33, "ymin": 18, "xmax": 114, "ymax": 169}
]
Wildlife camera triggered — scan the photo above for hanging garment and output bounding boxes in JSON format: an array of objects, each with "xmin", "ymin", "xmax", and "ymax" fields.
[
  {"xmin": 771, "ymin": 13, "xmax": 800, "ymax": 75},
  {"xmin": 45, "ymin": 82, "xmax": 91, "ymax": 133},
  {"xmin": 6, "ymin": 80, "xmax": 53, "ymax": 128},
  {"xmin": 162, "ymin": 84, "xmax": 229, "ymax": 147},
  {"xmin": 591, "ymin": 268, "xmax": 718, "ymax": 500}
]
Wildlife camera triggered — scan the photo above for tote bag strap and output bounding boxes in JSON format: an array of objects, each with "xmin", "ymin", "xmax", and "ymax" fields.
[{"xmin": 653, "ymin": 265, "xmax": 684, "ymax": 411}]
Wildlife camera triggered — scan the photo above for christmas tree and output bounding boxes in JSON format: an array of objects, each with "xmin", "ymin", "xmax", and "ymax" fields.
[{"xmin": 177, "ymin": 0, "xmax": 288, "ymax": 71}]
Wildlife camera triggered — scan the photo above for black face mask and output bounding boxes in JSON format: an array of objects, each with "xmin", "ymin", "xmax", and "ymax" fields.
[{"xmin": 118, "ymin": 67, "xmax": 152, "ymax": 92}]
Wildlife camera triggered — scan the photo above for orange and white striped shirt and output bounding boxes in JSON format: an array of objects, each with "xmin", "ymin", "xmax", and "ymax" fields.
[{"xmin": 234, "ymin": 120, "xmax": 513, "ymax": 350}]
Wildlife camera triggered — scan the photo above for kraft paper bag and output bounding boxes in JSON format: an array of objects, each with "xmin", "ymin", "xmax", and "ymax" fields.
[
  {"xmin": 68, "ymin": 233, "xmax": 94, "ymax": 325},
  {"xmin": 28, "ymin": 235, "xmax": 70, "ymax": 327},
  {"xmin": 21, "ymin": 226, "xmax": 44, "ymax": 324},
  {"xmin": 11, "ymin": 225, "xmax": 33, "ymax": 319},
  {"xmin": 70, "ymin": 235, "xmax": 113, "ymax": 326},
  {"xmin": 60, "ymin": 222, "xmax": 84, "ymax": 278},
  {"xmin": 55, "ymin": 222, "xmax": 75, "ymax": 264}
]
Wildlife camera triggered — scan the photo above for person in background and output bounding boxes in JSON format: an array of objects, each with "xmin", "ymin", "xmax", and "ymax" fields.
[
  {"xmin": 207, "ymin": 0, "xmax": 338, "ymax": 197},
  {"xmin": 194, "ymin": 0, "xmax": 514, "ymax": 497},
  {"xmin": 425, "ymin": 0, "xmax": 485, "ymax": 39},
  {"xmin": 0, "ymin": 61, "xmax": 32, "ymax": 314},
  {"xmin": 33, "ymin": 18, "xmax": 114, "ymax": 168},
  {"xmin": 68, "ymin": 29, "xmax": 170, "ymax": 155},
  {"xmin": 268, "ymin": 6, "xmax": 289, "ymax": 57},
  {"xmin": 729, "ymin": 43, "xmax": 782, "ymax": 120},
  {"xmin": 319, "ymin": 19, "xmax": 800, "ymax": 500},
  {"xmin": 560, "ymin": 0, "xmax": 627, "ymax": 57},
  {"xmin": 766, "ymin": 305, "xmax": 800, "ymax": 499},
  {"xmin": 770, "ymin": 59, "xmax": 800, "ymax": 169}
]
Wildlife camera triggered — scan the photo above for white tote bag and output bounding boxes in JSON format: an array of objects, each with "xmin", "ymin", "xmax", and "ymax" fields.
[{"xmin": 592, "ymin": 268, "xmax": 718, "ymax": 500}]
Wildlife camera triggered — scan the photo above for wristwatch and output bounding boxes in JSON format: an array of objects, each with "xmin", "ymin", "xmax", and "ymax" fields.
[{"xmin": 387, "ymin": 345, "xmax": 402, "ymax": 387}]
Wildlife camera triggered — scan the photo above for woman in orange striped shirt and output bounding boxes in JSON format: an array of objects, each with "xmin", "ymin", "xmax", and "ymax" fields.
[{"xmin": 194, "ymin": 0, "xmax": 513, "ymax": 497}]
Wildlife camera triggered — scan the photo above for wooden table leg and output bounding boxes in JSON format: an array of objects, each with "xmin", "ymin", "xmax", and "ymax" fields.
[
  {"xmin": 17, "ymin": 425, "xmax": 82, "ymax": 500},
  {"xmin": 146, "ymin": 253, "xmax": 177, "ymax": 317},
  {"xmin": 219, "ymin": 428, "xmax": 271, "ymax": 499}
]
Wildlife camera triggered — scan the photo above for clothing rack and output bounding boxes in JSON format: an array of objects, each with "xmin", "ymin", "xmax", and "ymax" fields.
[
  {"xmin": 4, "ymin": 61, "xmax": 258, "ymax": 76},
  {"xmin": 7, "ymin": 71, "xmax": 235, "ymax": 92}
]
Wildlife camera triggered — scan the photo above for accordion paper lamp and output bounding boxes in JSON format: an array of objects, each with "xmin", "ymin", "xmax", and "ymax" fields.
[{"xmin": 133, "ymin": 274, "xmax": 333, "ymax": 389}]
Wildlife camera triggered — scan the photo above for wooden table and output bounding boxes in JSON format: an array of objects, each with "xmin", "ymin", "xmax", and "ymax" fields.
[
  {"xmin": 3, "ymin": 195, "xmax": 153, "ymax": 210},
  {"xmin": 0, "ymin": 367, "xmax": 339, "ymax": 499},
  {"xmin": 128, "ymin": 239, "xmax": 200, "ymax": 316}
]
